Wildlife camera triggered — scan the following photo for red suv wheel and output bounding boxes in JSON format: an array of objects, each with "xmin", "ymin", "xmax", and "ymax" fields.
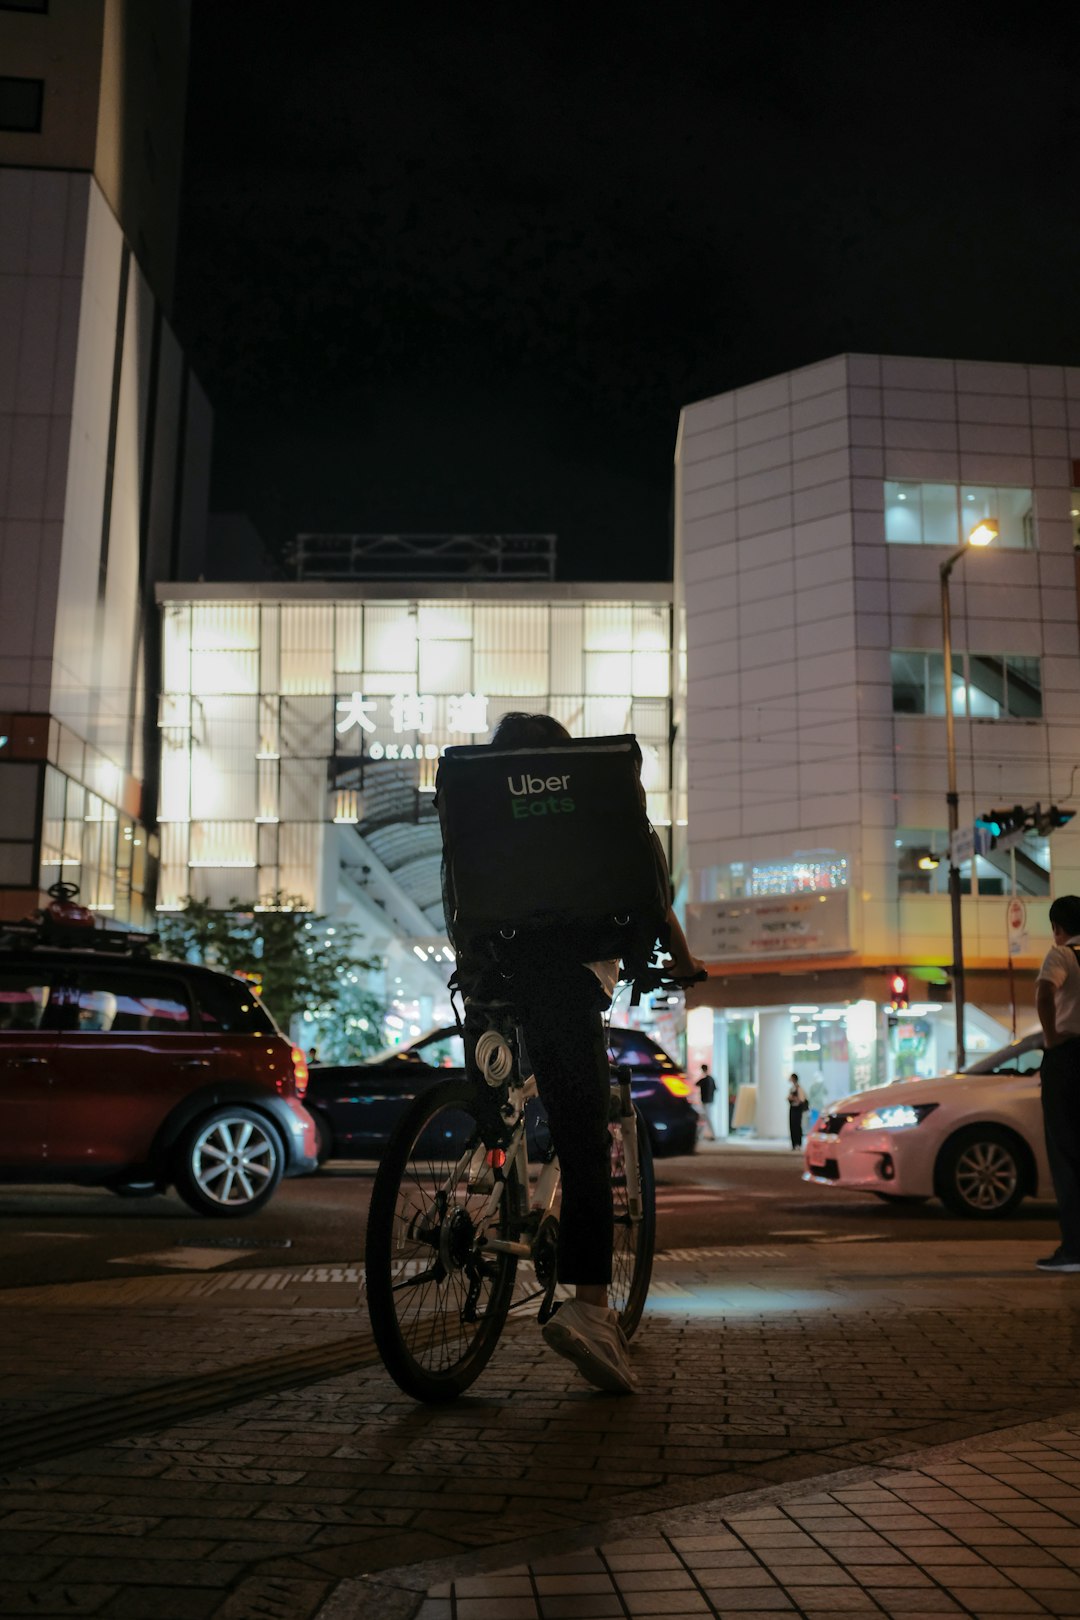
[{"xmin": 173, "ymin": 1106, "xmax": 285, "ymax": 1216}]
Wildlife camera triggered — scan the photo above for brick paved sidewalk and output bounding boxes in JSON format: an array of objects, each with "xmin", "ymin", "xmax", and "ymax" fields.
[
  {"xmin": 329, "ymin": 1414, "xmax": 1080, "ymax": 1620},
  {"xmin": 4, "ymin": 1241, "xmax": 1080, "ymax": 1619}
]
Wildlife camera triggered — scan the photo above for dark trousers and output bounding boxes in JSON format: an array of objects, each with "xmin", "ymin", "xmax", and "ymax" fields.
[
  {"xmin": 516, "ymin": 964, "xmax": 613, "ymax": 1287},
  {"xmin": 1041, "ymin": 1037, "xmax": 1080, "ymax": 1255},
  {"xmin": 789, "ymin": 1105, "xmax": 804, "ymax": 1149}
]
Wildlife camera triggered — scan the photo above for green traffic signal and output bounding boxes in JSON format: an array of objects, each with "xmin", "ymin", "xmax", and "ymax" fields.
[{"xmin": 978, "ymin": 803, "xmax": 1076, "ymax": 842}]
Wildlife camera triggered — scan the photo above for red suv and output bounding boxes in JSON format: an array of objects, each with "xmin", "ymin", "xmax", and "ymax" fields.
[{"xmin": 0, "ymin": 932, "xmax": 317, "ymax": 1216}]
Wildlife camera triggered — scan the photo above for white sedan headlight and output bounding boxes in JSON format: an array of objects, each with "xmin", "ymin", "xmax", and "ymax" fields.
[{"xmin": 855, "ymin": 1103, "xmax": 938, "ymax": 1131}]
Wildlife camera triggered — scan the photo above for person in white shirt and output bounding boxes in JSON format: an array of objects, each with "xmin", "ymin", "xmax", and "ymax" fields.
[{"xmin": 1034, "ymin": 895, "xmax": 1080, "ymax": 1273}]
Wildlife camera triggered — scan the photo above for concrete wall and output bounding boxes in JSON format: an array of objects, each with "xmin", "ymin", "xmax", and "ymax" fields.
[
  {"xmin": 851, "ymin": 355, "xmax": 1080, "ymax": 966},
  {"xmin": 677, "ymin": 352, "xmax": 1080, "ymax": 977},
  {"xmin": 93, "ymin": 0, "xmax": 190, "ymax": 316},
  {"xmin": 0, "ymin": 168, "xmax": 89, "ymax": 715},
  {"xmin": 0, "ymin": 0, "xmax": 190, "ymax": 314},
  {"xmin": 1, "ymin": 165, "xmax": 211, "ymax": 809},
  {"xmin": 677, "ymin": 353, "xmax": 863, "ymax": 886},
  {"xmin": 0, "ymin": 0, "xmax": 104, "ymax": 173}
]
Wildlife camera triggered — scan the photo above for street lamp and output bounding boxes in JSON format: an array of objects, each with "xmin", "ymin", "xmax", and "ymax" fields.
[{"xmin": 941, "ymin": 517, "xmax": 998, "ymax": 1069}]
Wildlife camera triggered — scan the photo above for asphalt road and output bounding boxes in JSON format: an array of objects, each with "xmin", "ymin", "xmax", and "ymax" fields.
[{"xmin": 0, "ymin": 1145, "xmax": 1061, "ymax": 1290}]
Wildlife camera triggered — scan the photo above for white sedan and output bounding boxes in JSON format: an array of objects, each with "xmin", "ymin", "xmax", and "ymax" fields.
[{"xmin": 803, "ymin": 1031, "xmax": 1051, "ymax": 1219}]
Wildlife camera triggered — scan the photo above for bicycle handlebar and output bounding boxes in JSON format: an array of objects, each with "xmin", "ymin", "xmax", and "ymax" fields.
[{"xmin": 629, "ymin": 966, "xmax": 708, "ymax": 996}]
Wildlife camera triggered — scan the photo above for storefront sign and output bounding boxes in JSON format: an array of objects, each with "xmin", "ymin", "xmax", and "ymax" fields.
[
  {"xmin": 335, "ymin": 691, "xmax": 489, "ymax": 738},
  {"xmin": 687, "ymin": 891, "xmax": 850, "ymax": 961}
]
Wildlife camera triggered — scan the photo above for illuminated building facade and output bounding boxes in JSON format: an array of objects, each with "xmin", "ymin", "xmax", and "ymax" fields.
[
  {"xmin": 675, "ymin": 353, "xmax": 1080, "ymax": 1135},
  {"xmin": 155, "ymin": 582, "xmax": 676, "ymax": 1017}
]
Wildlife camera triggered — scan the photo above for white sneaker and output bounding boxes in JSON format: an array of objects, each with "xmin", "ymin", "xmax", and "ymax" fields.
[{"xmin": 541, "ymin": 1300, "xmax": 638, "ymax": 1394}]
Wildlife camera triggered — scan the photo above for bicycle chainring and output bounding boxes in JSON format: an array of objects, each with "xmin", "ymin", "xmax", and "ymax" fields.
[{"xmin": 533, "ymin": 1215, "xmax": 560, "ymax": 1323}]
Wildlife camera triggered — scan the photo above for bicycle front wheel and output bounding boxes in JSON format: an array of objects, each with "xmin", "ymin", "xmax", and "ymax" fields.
[
  {"xmin": 609, "ymin": 1101, "xmax": 655, "ymax": 1337},
  {"xmin": 365, "ymin": 1078, "xmax": 519, "ymax": 1401}
]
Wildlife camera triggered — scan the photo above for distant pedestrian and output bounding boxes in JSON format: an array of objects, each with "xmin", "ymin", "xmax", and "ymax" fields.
[
  {"xmin": 307, "ymin": 1045, "xmax": 321, "ymax": 1067},
  {"xmin": 787, "ymin": 1072, "xmax": 809, "ymax": 1150},
  {"xmin": 696, "ymin": 1064, "xmax": 717, "ymax": 1142},
  {"xmin": 1035, "ymin": 895, "xmax": 1080, "ymax": 1273}
]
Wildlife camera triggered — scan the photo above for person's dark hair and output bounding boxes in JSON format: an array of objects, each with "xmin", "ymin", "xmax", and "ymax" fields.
[
  {"xmin": 1049, "ymin": 895, "xmax": 1080, "ymax": 936},
  {"xmin": 489, "ymin": 711, "xmax": 571, "ymax": 749}
]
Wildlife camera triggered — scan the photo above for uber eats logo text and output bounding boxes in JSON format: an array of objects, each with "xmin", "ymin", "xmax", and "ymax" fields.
[{"xmin": 507, "ymin": 773, "xmax": 576, "ymax": 819}]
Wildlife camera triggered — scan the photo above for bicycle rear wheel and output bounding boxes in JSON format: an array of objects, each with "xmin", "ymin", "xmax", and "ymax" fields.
[
  {"xmin": 608, "ymin": 1101, "xmax": 655, "ymax": 1337},
  {"xmin": 365, "ymin": 1077, "xmax": 519, "ymax": 1401}
]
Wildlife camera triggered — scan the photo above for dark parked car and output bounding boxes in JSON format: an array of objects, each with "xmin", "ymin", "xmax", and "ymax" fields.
[
  {"xmin": 305, "ymin": 1024, "xmax": 699, "ymax": 1162},
  {"xmin": 0, "ymin": 927, "xmax": 318, "ymax": 1215}
]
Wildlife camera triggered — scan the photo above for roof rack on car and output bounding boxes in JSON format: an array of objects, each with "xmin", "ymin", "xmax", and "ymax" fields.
[{"xmin": 0, "ymin": 883, "xmax": 158, "ymax": 958}]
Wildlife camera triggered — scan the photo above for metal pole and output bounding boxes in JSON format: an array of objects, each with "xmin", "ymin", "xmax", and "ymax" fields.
[
  {"xmin": 940, "ymin": 553, "xmax": 966, "ymax": 1071},
  {"xmin": 1007, "ymin": 951, "xmax": 1016, "ymax": 1040}
]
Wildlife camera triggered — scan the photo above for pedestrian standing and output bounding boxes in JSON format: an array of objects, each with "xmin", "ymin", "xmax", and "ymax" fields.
[
  {"xmin": 696, "ymin": 1064, "xmax": 717, "ymax": 1142},
  {"xmin": 787, "ymin": 1072, "xmax": 809, "ymax": 1150},
  {"xmin": 1035, "ymin": 894, "xmax": 1080, "ymax": 1273}
]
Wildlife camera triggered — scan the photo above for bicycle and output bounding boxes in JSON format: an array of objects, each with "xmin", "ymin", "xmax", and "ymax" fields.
[{"xmin": 364, "ymin": 968, "xmax": 696, "ymax": 1402}]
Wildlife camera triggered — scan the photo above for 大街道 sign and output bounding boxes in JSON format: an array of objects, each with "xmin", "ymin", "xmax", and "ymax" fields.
[{"xmin": 334, "ymin": 690, "xmax": 489, "ymax": 759}]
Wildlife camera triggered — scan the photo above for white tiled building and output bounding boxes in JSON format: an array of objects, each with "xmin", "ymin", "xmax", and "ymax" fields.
[
  {"xmin": 675, "ymin": 354, "xmax": 1080, "ymax": 1135},
  {"xmin": 0, "ymin": 1, "xmax": 210, "ymax": 925}
]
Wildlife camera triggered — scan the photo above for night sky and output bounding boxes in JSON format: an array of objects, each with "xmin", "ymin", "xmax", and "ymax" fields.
[{"xmin": 174, "ymin": 5, "xmax": 1080, "ymax": 583}]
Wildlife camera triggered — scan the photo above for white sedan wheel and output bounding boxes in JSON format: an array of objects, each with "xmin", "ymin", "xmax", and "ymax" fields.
[{"xmin": 939, "ymin": 1129, "xmax": 1024, "ymax": 1218}]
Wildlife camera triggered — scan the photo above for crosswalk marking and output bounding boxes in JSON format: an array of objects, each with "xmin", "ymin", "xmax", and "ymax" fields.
[
  {"xmin": 657, "ymin": 1246, "xmax": 788, "ymax": 1262},
  {"xmin": 22, "ymin": 1231, "xmax": 92, "ymax": 1240},
  {"xmin": 109, "ymin": 1247, "xmax": 242, "ymax": 1271}
]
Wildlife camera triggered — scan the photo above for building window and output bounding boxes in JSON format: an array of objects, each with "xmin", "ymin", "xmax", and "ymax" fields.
[
  {"xmin": 896, "ymin": 827, "xmax": 1049, "ymax": 898},
  {"xmin": 0, "ymin": 75, "xmax": 44, "ymax": 131},
  {"xmin": 891, "ymin": 650, "xmax": 1041, "ymax": 719},
  {"xmin": 884, "ymin": 481, "xmax": 1034, "ymax": 550}
]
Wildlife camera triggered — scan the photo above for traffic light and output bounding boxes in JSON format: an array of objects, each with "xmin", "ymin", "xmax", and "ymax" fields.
[
  {"xmin": 890, "ymin": 972, "xmax": 909, "ymax": 1012},
  {"xmin": 1034, "ymin": 804, "xmax": 1076, "ymax": 836},
  {"xmin": 978, "ymin": 803, "xmax": 1076, "ymax": 848},
  {"xmin": 982, "ymin": 806, "xmax": 1027, "ymax": 845},
  {"xmin": 979, "ymin": 805, "xmax": 1029, "ymax": 855}
]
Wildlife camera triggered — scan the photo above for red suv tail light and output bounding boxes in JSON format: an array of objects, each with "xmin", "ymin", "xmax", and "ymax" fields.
[
  {"xmin": 660, "ymin": 1073, "xmax": 692, "ymax": 1098},
  {"xmin": 290, "ymin": 1045, "xmax": 309, "ymax": 1097}
]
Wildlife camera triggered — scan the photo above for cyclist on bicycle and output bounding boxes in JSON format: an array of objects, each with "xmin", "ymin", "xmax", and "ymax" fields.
[{"xmin": 477, "ymin": 712, "xmax": 704, "ymax": 1394}]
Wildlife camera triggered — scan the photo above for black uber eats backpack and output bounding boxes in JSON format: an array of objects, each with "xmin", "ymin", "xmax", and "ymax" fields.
[{"xmin": 436, "ymin": 733, "xmax": 670, "ymax": 980}]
